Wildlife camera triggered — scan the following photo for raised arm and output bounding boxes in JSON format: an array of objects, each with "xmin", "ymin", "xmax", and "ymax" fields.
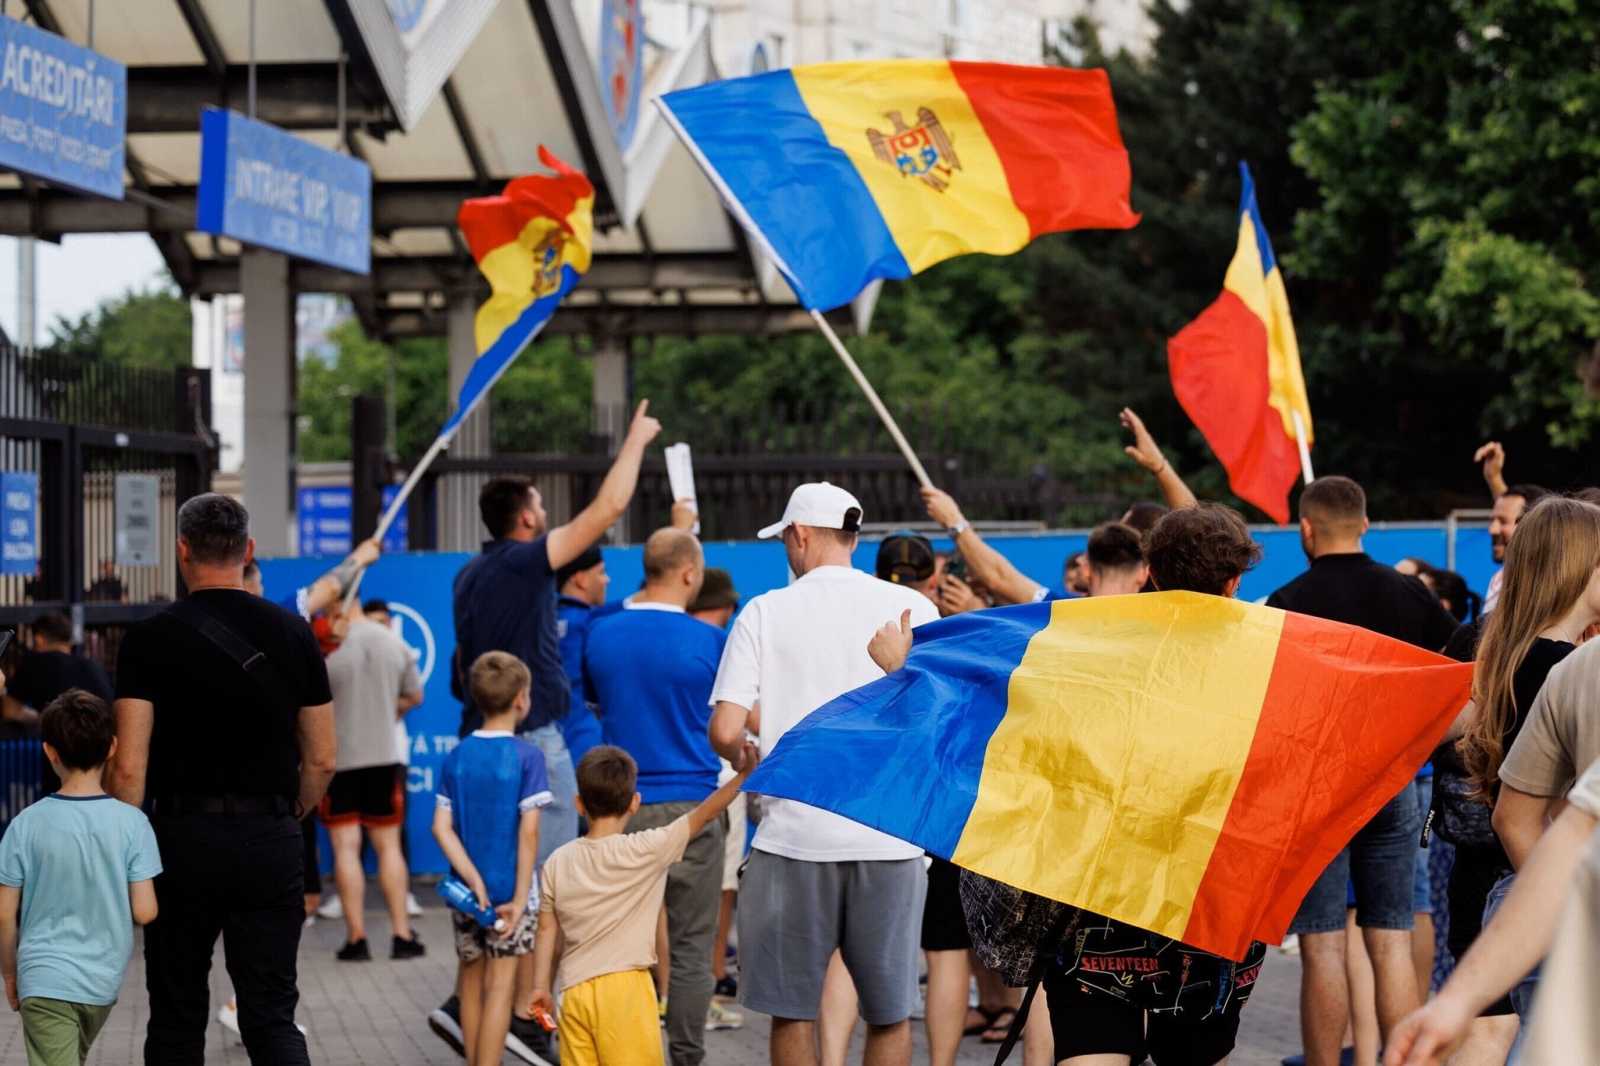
[
  {"xmin": 109, "ymin": 698, "xmax": 154, "ymax": 807},
  {"xmin": 299, "ymin": 538, "xmax": 382, "ymax": 617},
  {"xmin": 868, "ymin": 610, "xmax": 914, "ymax": 674},
  {"xmin": 1120, "ymin": 408, "xmax": 1197, "ymax": 510},
  {"xmin": 921, "ymin": 487, "xmax": 1042, "ymax": 606},
  {"xmin": 688, "ymin": 745, "xmax": 759, "ymax": 837},
  {"xmin": 295, "ymin": 702, "xmax": 338, "ymax": 819},
  {"xmin": 547, "ymin": 400, "xmax": 662, "ymax": 571},
  {"xmin": 1474, "ymin": 441, "xmax": 1508, "ymax": 501}
]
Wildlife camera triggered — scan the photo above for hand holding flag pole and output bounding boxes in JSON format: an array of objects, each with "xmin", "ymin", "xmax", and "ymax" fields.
[{"xmin": 341, "ymin": 148, "xmax": 595, "ymax": 608}]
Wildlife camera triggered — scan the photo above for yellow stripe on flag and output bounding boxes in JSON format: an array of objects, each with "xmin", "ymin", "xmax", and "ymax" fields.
[
  {"xmin": 472, "ymin": 201, "xmax": 593, "ymax": 355},
  {"xmin": 790, "ymin": 61, "xmax": 1030, "ymax": 273},
  {"xmin": 1264, "ymin": 267, "xmax": 1313, "ymax": 444},
  {"xmin": 950, "ymin": 594, "xmax": 1283, "ymax": 939},
  {"xmin": 1221, "ymin": 215, "xmax": 1269, "ymax": 324}
]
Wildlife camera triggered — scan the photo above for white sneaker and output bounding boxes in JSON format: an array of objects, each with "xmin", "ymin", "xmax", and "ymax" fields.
[
  {"xmin": 406, "ymin": 892, "xmax": 423, "ymax": 918},
  {"xmin": 316, "ymin": 895, "xmax": 344, "ymax": 920},
  {"xmin": 706, "ymin": 999, "xmax": 744, "ymax": 1031},
  {"xmin": 218, "ymin": 1000, "xmax": 308, "ymax": 1039}
]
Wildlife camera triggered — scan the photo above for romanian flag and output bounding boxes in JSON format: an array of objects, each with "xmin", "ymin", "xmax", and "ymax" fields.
[
  {"xmin": 1168, "ymin": 163, "xmax": 1312, "ymax": 524},
  {"xmin": 746, "ymin": 592, "xmax": 1473, "ymax": 961},
  {"xmin": 657, "ymin": 61, "xmax": 1139, "ymax": 312},
  {"xmin": 446, "ymin": 147, "xmax": 594, "ymax": 438}
]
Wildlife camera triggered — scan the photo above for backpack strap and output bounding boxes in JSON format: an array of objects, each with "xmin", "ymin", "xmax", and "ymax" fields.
[
  {"xmin": 990, "ymin": 905, "xmax": 1079, "ymax": 1066},
  {"xmin": 167, "ymin": 597, "xmax": 298, "ymax": 710}
]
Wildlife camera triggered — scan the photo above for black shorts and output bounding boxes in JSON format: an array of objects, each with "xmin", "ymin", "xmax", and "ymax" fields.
[
  {"xmin": 921, "ymin": 857, "xmax": 971, "ymax": 952},
  {"xmin": 1044, "ymin": 918, "xmax": 1265, "ymax": 1066},
  {"xmin": 320, "ymin": 764, "xmax": 404, "ymax": 829}
]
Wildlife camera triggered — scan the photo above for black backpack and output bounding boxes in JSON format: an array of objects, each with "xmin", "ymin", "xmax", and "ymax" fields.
[{"xmin": 1428, "ymin": 767, "xmax": 1499, "ymax": 849}]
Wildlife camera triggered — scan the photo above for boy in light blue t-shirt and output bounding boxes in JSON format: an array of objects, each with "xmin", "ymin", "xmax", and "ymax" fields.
[{"xmin": 0, "ymin": 688, "xmax": 161, "ymax": 1066}]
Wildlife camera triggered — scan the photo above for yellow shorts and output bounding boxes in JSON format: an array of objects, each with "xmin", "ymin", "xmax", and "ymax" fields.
[{"xmin": 559, "ymin": 969, "xmax": 662, "ymax": 1066}]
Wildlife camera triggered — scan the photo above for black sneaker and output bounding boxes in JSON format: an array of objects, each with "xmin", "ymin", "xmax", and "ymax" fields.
[
  {"xmin": 714, "ymin": 975, "xmax": 738, "ymax": 999},
  {"xmin": 335, "ymin": 938, "xmax": 371, "ymax": 962},
  {"xmin": 505, "ymin": 1013, "xmax": 558, "ymax": 1065},
  {"xmin": 428, "ymin": 996, "xmax": 465, "ymax": 1058},
  {"xmin": 391, "ymin": 934, "xmax": 426, "ymax": 960}
]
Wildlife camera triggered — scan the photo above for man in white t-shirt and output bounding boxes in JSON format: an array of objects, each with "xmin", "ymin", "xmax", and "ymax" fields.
[{"xmin": 708, "ymin": 483, "xmax": 939, "ymax": 1066}]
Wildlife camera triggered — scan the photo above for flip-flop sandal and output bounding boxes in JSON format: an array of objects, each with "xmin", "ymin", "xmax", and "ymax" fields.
[
  {"xmin": 963, "ymin": 1007, "xmax": 1000, "ymax": 1037},
  {"xmin": 980, "ymin": 1008, "xmax": 1019, "ymax": 1043}
]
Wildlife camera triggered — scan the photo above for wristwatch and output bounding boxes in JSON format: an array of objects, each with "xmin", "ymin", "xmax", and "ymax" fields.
[{"xmin": 946, "ymin": 520, "xmax": 970, "ymax": 537}]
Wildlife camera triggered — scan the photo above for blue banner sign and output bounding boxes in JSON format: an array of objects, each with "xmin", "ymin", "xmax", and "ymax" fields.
[
  {"xmin": 197, "ymin": 107, "xmax": 371, "ymax": 274},
  {"xmin": 0, "ymin": 17, "xmax": 125, "ymax": 199},
  {"xmin": 297, "ymin": 485, "xmax": 407, "ymax": 556},
  {"xmin": 0, "ymin": 471, "xmax": 37, "ymax": 576}
]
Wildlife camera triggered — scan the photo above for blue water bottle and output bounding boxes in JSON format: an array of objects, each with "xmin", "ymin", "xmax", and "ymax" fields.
[{"xmin": 437, "ymin": 877, "xmax": 506, "ymax": 931}]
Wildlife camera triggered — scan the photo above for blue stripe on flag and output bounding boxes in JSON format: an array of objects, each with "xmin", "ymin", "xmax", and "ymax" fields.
[
  {"xmin": 746, "ymin": 602, "xmax": 1050, "ymax": 857},
  {"xmin": 1238, "ymin": 161, "xmax": 1276, "ymax": 275},
  {"xmin": 661, "ymin": 70, "xmax": 910, "ymax": 312},
  {"xmin": 442, "ymin": 264, "xmax": 582, "ymax": 438}
]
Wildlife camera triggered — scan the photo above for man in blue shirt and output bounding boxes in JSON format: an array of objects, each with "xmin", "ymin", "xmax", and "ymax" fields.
[
  {"xmin": 432, "ymin": 400, "xmax": 659, "ymax": 1065},
  {"xmin": 554, "ymin": 546, "xmax": 608, "ymax": 768},
  {"xmin": 584, "ymin": 527, "xmax": 727, "ymax": 1066}
]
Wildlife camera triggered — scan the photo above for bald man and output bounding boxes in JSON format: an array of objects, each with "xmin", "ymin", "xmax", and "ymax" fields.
[{"xmin": 581, "ymin": 527, "xmax": 728, "ymax": 1066}]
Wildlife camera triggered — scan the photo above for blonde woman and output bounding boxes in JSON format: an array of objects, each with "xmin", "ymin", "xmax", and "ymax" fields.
[{"xmin": 1436, "ymin": 496, "xmax": 1600, "ymax": 1061}]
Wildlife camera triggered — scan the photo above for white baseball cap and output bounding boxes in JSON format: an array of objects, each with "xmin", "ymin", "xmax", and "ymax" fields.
[{"xmin": 757, "ymin": 482, "xmax": 865, "ymax": 540}]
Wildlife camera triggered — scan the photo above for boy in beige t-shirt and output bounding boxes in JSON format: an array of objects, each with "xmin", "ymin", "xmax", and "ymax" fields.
[{"xmin": 530, "ymin": 743, "xmax": 756, "ymax": 1066}]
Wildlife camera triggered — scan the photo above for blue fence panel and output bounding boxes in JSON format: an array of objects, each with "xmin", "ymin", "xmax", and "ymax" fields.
[
  {"xmin": 0, "ymin": 738, "xmax": 46, "ymax": 834},
  {"xmin": 263, "ymin": 522, "xmax": 1489, "ymax": 874}
]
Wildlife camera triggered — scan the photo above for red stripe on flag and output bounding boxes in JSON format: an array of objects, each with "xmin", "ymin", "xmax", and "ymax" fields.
[
  {"xmin": 949, "ymin": 63, "xmax": 1139, "ymax": 237},
  {"xmin": 1182, "ymin": 612, "xmax": 1472, "ymax": 959},
  {"xmin": 457, "ymin": 149, "xmax": 592, "ymax": 264},
  {"xmin": 1167, "ymin": 290, "xmax": 1299, "ymax": 523}
]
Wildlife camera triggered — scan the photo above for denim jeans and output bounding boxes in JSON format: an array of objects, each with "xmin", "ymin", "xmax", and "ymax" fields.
[
  {"xmin": 1291, "ymin": 781, "xmax": 1421, "ymax": 933},
  {"xmin": 523, "ymin": 723, "xmax": 577, "ymax": 869},
  {"xmin": 1484, "ymin": 872, "xmax": 1539, "ymax": 1064}
]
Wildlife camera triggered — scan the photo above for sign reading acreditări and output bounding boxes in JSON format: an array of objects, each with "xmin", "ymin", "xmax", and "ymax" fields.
[{"xmin": 0, "ymin": 16, "xmax": 125, "ymax": 200}]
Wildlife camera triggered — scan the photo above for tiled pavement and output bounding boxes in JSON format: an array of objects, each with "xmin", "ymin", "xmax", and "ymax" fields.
[{"xmin": 0, "ymin": 897, "xmax": 1303, "ymax": 1065}]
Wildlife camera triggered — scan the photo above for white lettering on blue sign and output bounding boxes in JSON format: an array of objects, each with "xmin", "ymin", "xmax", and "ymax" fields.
[{"xmin": 0, "ymin": 18, "xmax": 125, "ymax": 199}]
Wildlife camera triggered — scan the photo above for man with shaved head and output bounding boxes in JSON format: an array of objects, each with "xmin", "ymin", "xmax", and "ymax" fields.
[{"xmin": 581, "ymin": 526, "xmax": 727, "ymax": 1066}]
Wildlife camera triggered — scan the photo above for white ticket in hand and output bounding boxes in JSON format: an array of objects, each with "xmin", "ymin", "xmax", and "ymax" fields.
[{"xmin": 664, "ymin": 442, "xmax": 700, "ymax": 534}]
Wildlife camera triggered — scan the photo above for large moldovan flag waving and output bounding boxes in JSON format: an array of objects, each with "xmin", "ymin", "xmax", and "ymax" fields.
[
  {"xmin": 657, "ymin": 60, "xmax": 1140, "ymax": 311},
  {"xmin": 1168, "ymin": 163, "xmax": 1312, "ymax": 524},
  {"xmin": 747, "ymin": 593, "xmax": 1473, "ymax": 962}
]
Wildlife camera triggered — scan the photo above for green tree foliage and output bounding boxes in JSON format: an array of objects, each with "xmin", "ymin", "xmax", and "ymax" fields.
[
  {"xmin": 46, "ymin": 286, "xmax": 192, "ymax": 369},
  {"xmin": 274, "ymin": 0, "xmax": 1600, "ymax": 516}
]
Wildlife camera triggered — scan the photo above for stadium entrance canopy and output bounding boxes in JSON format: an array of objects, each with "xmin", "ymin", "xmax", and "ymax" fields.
[{"xmin": 0, "ymin": 0, "xmax": 854, "ymax": 552}]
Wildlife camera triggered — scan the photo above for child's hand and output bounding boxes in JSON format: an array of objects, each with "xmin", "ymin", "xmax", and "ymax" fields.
[
  {"xmin": 528, "ymin": 988, "xmax": 554, "ymax": 1019},
  {"xmin": 470, "ymin": 876, "xmax": 491, "ymax": 912},
  {"xmin": 734, "ymin": 741, "xmax": 761, "ymax": 775},
  {"xmin": 494, "ymin": 901, "xmax": 524, "ymax": 933},
  {"xmin": 4, "ymin": 973, "xmax": 18, "ymax": 1011}
]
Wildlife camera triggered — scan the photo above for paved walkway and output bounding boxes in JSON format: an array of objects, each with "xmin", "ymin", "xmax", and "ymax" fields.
[{"xmin": 0, "ymin": 900, "xmax": 1304, "ymax": 1065}]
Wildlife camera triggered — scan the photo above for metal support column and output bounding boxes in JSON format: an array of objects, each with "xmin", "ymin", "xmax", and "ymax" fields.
[{"xmin": 241, "ymin": 250, "xmax": 296, "ymax": 555}]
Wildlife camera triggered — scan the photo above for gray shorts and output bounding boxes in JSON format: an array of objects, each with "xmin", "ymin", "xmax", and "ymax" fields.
[{"xmin": 737, "ymin": 850, "xmax": 926, "ymax": 1026}]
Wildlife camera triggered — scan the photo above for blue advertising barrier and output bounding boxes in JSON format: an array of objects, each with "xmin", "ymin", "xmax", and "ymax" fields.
[
  {"xmin": 0, "ymin": 16, "xmax": 125, "ymax": 199},
  {"xmin": 263, "ymin": 523, "xmax": 1492, "ymax": 873},
  {"xmin": 0, "ymin": 471, "xmax": 37, "ymax": 576},
  {"xmin": 197, "ymin": 107, "xmax": 372, "ymax": 274}
]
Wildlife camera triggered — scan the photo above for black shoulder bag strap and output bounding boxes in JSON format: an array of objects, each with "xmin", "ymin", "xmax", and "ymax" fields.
[
  {"xmin": 991, "ymin": 906, "xmax": 1081, "ymax": 1066},
  {"xmin": 167, "ymin": 597, "xmax": 298, "ymax": 710}
]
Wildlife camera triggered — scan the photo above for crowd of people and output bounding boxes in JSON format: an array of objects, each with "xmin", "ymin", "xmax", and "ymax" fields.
[{"xmin": 0, "ymin": 402, "xmax": 1598, "ymax": 1066}]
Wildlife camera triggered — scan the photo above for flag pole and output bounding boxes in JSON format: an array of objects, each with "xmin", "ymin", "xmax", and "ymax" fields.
[
  {"xmin": 809, "ymin": 309, "xmax": 933, "ymax": 490},
  {"xmin": 1291, "ymin": 410, "xmax": 1314, "ymax": 484},
  {"xmin": 339, "ymin": 317, "xmax": 557, "ymax": 609}
]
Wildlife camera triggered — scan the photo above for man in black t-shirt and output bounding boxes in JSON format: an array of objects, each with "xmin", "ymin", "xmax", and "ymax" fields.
[
  {"xmin": 1267, "ymin": 476, "xmax": 1457, "ymax": 1066},
  {"xmin": 109, "ymin": 493, "xmax": 335, "ymax": 1066},
  {"xmin": 2, "ymin": 612, "xmax": 112, "ymax": 733}
]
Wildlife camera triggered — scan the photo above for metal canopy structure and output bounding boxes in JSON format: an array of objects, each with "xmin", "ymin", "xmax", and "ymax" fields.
[{"xmin": 0, "ymin": 0, "xmax": 825, "ymax": 339}]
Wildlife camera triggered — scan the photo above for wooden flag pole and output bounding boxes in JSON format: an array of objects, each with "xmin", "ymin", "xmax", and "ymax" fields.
[
  {"xmin": 809, "ymin": 309, "xmax": 933, "ymax": 490},
  {"xmin": 1291, "ymin": 410, "xmax": 1315, "ymax": 484}
]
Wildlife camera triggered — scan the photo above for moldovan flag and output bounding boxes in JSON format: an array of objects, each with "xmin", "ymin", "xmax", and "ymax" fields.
[
  {"xmin": 746, "ymin": 592, "xmax": 1473, "ymax": 962},
  {"xmin": 445, "ymin": 147, "xmax": 593, "ymax": 438},
  {"xmin": 1168, "ymin": 163, "xmax": 1311, "ymax": 524},
  {"xmin": 657, "ymin": 61, "xmax": 1139, "ymax": 312}
]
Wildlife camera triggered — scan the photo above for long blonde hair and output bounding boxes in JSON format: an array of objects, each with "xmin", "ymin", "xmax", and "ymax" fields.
[{"xmin": 1460, "ymin": 497, "xmax": 1600, "ymax": 801}]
